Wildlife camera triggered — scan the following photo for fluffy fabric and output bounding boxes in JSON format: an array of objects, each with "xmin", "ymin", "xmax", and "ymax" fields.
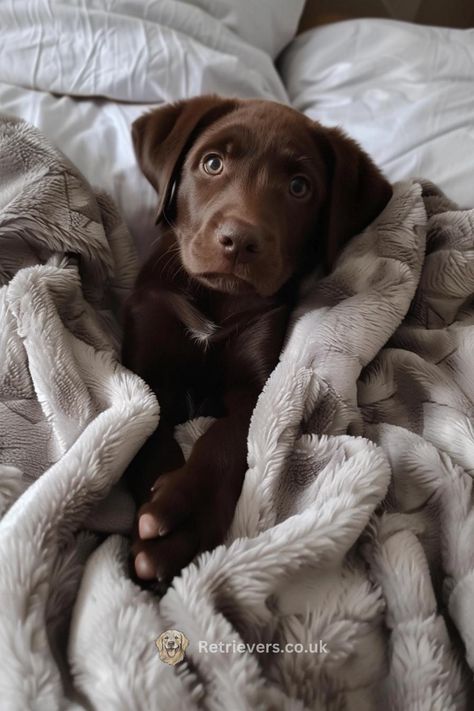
[{"xmin": 1, "ymin": 116, "xmax": 473, "ymax": 709}]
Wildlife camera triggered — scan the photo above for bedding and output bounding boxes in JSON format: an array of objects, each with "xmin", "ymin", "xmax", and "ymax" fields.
[
  {"xmin": 280, "ymin": 18, "xmax": 474, "ymax": 208},
  {"xmin": 2, "ymin": 2, "xmax": 474, "ymax": 708},
  {"xmin": 2, "ymin": 115, "xmax": 474, "ymax": 709}
]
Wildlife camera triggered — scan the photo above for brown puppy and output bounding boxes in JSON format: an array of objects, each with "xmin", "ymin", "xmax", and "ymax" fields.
[{"xmin": 123, "ymin": 95, "xmax": 392, "ymax": 583}]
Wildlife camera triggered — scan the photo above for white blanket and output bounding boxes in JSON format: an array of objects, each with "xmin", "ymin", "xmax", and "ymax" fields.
[{"xmin": 1, "ymin": 115, "xmax": 474, "ymax": 710}]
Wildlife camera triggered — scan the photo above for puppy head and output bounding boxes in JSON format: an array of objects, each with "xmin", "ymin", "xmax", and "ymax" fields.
[{"xmin": 133, "ymin": 96, "xmax": 392, "ymax": 296}]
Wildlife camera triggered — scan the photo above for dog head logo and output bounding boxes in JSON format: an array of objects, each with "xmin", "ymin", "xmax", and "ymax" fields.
[{"xmin": 156, "ymin": 629, "xmax": 189, "ymax": 665}]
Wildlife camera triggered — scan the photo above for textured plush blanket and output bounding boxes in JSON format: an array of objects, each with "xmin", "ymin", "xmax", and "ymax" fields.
[{"xmin": 1, "ymin": 116, "xmax": 473, "ymax": 710}]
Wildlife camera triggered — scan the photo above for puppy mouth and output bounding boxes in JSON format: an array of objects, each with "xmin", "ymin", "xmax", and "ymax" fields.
[{"xmin": 194, "ymin": 272, "xmax": 255, "ymax": 294}]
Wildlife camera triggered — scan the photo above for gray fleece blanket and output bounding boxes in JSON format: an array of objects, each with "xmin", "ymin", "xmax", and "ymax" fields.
[{"xmin": 1, "ymin": 115, "xmax": 474, "ymax": 710}]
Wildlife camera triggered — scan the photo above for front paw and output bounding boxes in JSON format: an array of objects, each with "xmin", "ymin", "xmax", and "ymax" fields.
[{"xmin": 131, "ymin": 467, "xmax": 225, "ymax": 582}]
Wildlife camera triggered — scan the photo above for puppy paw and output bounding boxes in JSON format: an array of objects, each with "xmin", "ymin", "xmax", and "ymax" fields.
[
  {"xmin": 139, "ymin": 470, "xmax": 193, "ymax": 539},
  {"xmin": 132, "ymin": 522, "xmax": 199, "ymax": 582},
  {"xmin": 131, "ymin": 467, "xmax": 223, "ymax": 582}
]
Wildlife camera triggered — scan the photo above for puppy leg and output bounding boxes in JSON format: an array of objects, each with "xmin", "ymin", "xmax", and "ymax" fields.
[
  {"xmin": 132, "ymin": 305, "xmax": 290, "ymax": 581},
  {"xmin": 122, "ymin": 286, "xmax": 205, "ymax": 578},
  {"xmin": 132, "ymin": 389, "xmax": 255, "ymax": 581},
  {"xmin": 124, "ymin": 423, "xmax": 184, "ymax": 505}
]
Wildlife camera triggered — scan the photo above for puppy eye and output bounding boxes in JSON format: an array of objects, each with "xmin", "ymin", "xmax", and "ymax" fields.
[
  {"xmin": 289, "ymin": 176, "xmax": 310, "ymax": 198},
  {"xmin": 202, "ymin": 154, "xmax": 224, "ymax": 175}
]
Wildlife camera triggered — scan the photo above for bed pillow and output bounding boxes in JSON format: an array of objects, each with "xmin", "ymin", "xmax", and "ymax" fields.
[
  {"xmin": 177, "ymin": 0, "xmax": 306, "ymax": 59},
  {"xmin": 279, "ymin": 19, "xmax": 474, "ymax": 208}
]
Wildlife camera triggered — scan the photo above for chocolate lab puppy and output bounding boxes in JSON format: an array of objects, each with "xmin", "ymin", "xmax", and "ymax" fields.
[{"xmin": 123, "ymin": 95, "xmax": 392, "ymax": 582}]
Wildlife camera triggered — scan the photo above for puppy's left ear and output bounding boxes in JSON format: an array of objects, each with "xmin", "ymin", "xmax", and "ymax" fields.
[
  {"xmin": 180, "ymin": 633, "xmax": 189, "ymax": 652},
  {"xmin": 315, "ymin": 124, "xmax": 392, "ymax": 272}
]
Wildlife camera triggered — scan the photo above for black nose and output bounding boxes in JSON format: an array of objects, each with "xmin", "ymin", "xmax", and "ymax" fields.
[{"xmin": 217, "ymin": 220, "xmax": 261, "ymax": 264}]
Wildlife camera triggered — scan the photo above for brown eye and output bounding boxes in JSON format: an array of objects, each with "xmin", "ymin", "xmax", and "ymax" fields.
[
  {"xmin": 202, "ymin": 154, "xmax": 224, "ymax": 175},
  {"xmin": 289, "ymin": 176, "xmax": 310, "ymax": 198}
]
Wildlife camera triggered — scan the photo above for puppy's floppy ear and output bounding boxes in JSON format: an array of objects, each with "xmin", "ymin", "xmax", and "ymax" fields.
[
  {"xmin": 314, "ymin": 124, "xmax": 392, "ymax": 272},
  {"xmin": 132, "ymin": 95, "xmax": 240, "ymax": 224},
  {"xmin": 156, "ymin": 635, "xmax": 164, "ymax": 653},
  {"xmin": 179, "ymin": 633, "xmax": 189, "ymax": 652}
]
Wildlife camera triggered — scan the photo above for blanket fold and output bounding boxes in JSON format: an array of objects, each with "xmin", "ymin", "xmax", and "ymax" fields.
[{"xmin": 1, "ymin": 116, "xmax": 474, "ymax": 710}]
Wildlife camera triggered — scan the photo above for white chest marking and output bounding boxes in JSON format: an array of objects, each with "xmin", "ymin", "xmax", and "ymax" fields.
[{"xmin": 164, "ymin": 292, "xmax": 218, "ymax": 347}]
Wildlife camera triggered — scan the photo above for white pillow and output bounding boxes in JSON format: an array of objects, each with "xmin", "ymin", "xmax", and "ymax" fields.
[
  {"xmin": 280, "ymin": 19, "xmax": 474, "ymax": 208},
  {"xmin": 176, "ymin": 0, "xmax": 306, "ymax": 59}
]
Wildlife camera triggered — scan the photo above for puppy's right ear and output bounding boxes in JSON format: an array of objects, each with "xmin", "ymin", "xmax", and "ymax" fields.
[
  {"xmin": 132, "ymin": 95, "xmax": 239, "ymax": 224},
  {"xmin": 313, "ymin": 124, "xmax": 392, "ymax": 272}
]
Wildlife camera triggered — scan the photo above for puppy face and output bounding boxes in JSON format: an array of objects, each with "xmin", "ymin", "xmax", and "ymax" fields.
[
  {"xmin": 175, "ymin": 104, "xmax": 326, "ymax": 297},
  {"xmin": 133, "ymin": 96, "xmax": 392, "ymax": 297}
]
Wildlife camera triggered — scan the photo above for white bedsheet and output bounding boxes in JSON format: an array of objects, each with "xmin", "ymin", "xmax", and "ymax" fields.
[
  {"xmin": 0, "ymin": 0, "xmax": 302, "ymax": 255},
  {"xmin": 280, "ymin": 19, "xmax": 474, "ymax": 208}
]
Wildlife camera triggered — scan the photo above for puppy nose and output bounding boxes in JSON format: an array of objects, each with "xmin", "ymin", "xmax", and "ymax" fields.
[{"xmin": 217, "ymin": 220, "xmax": 261, "ymax": 264}]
